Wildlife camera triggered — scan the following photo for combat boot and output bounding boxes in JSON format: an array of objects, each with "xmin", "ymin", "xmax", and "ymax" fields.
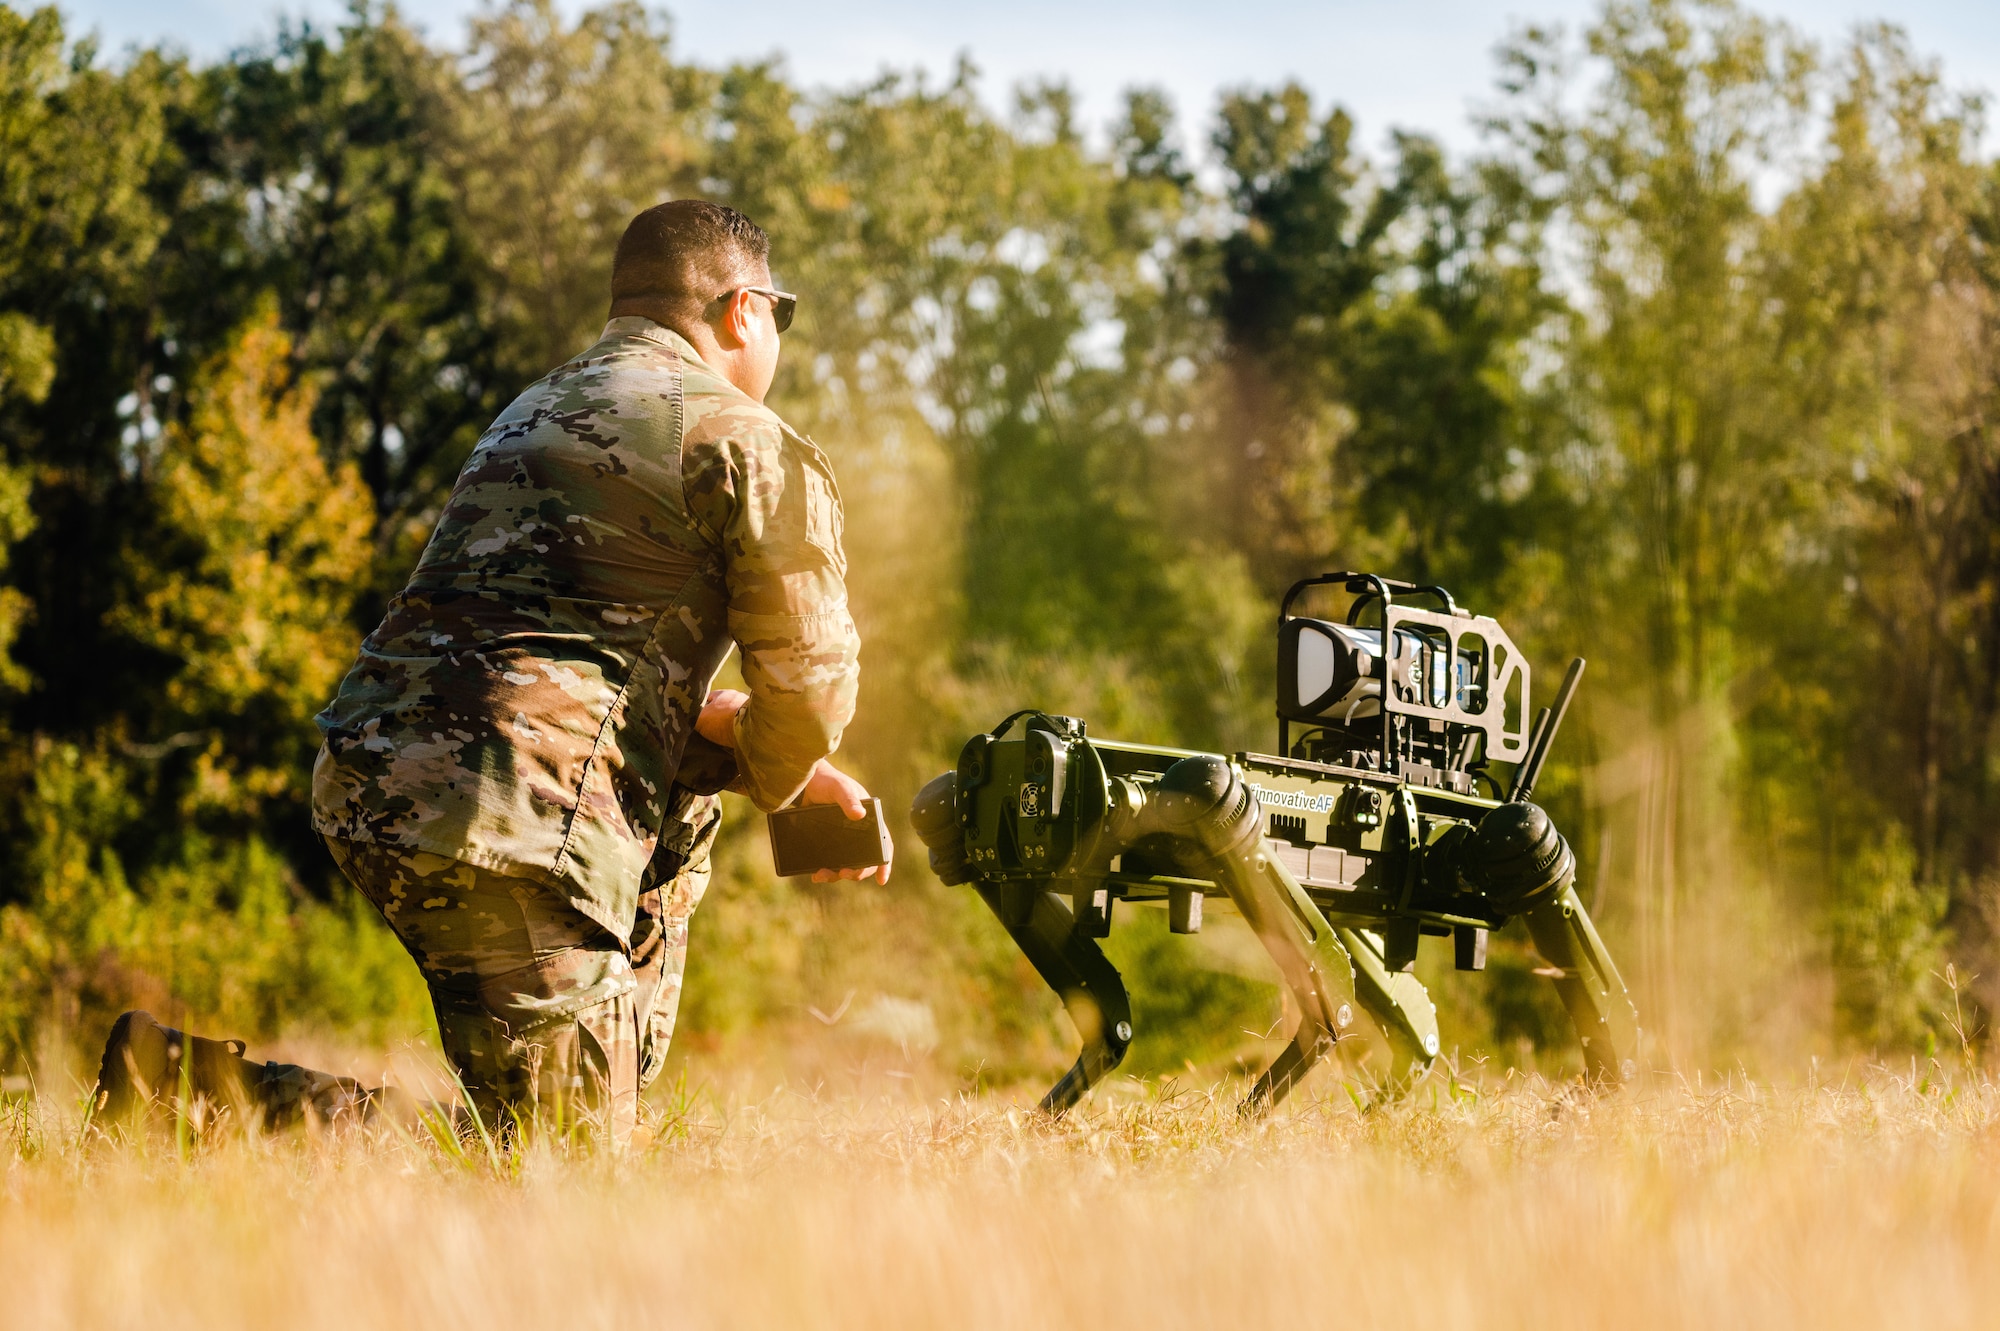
[
  {"xmin": 92, "ymin": 1009, "xmax": 259, "ymax": 1133},
  {"xmin": 91, "ymin": 1009, "xmax": 170, "ymax": 1125},
  {"xmin": 92, "ymin": 1009, "xmax": 421, "ymax": 1136}
]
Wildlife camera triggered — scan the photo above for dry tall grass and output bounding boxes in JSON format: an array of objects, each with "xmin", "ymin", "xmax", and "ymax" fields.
[{"xmin": 5, "ymin": 1061, "xmax": 1999, "ymax": 1330}]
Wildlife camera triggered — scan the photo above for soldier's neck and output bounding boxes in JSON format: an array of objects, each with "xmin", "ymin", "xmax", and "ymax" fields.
[{"xmin": 608, "ymin": 301, "xmax": 769, "ymax": 404}]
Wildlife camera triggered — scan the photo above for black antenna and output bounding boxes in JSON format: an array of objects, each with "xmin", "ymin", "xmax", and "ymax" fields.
[{"xmin": 1509, "ymin": 657, "xmax": 1585, "ymax": 804}]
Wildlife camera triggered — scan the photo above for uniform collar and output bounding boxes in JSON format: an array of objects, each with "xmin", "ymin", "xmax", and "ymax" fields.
[
  {"xmin": 598, "ymin": 316, "xmax": 795, "ymax": 431},
  {"xmin": 600, "ymin": 315, "xmax": 705, "ymax": 365}
]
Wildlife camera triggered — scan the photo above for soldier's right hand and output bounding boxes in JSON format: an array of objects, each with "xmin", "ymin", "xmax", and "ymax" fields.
[
  {"xmin": 798, "ymin": 759, "xmax": 892, "ymax": 886},
  {"xmin": 695, "ymin": 688, "xmax": 750, "ymax": 746}
]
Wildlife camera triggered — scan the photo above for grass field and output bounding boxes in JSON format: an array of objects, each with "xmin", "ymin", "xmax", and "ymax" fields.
[{"xmin": 5, "ymin": 1058, "xmax": 1999, "ymax": 1331}]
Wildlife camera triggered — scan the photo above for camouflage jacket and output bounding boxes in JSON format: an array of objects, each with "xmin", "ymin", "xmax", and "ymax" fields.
[{"xmin": 311, "ymin": 317, "xmax": 861, "ymax": 937}]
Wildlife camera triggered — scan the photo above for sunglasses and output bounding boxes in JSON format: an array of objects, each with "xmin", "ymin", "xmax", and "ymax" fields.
[{"xmin": 715, "ymin": 285, "xmax": 798, "ymax": 334}]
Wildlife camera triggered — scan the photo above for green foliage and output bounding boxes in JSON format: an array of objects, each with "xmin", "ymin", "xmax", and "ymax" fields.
[
  {"xmin": 116, "ymin": 308, "xmax": 376, "ymax": 816},
  {"xmin": 1831, "ymin": 830, "xmax": 1948, "ymax": 1053},
  {"xmin": 0, "ymin": 740, "xmax": 428, "ymax": 1065},
  {"xmin": 452, "ymin": 0, "xmax": 711, "ymax": 374},
  {"xmin": 0, "ymin": 741, "xmax": 138, "ymax": 1061},
  {"xmin": 0, "ymin": 0, "xmax": 1994, "ymax": 1081},
  {"xmin": 1484, "ymin": 0, "xmax": 1822, "ymax": 1058},
  {"xmin": 182, "ymin": 6, "xmax": 507, "ymax": 556}
]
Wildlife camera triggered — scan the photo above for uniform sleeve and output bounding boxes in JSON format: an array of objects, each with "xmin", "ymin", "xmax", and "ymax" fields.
[{"xmin": 684, "ymin": 417, "xmax": 861, "ymax": 812}]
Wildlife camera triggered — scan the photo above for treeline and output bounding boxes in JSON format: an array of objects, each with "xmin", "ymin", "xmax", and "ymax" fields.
[{"xmin": 0, "ymin": 0, "xmax": 1994, "ymax": 1079}]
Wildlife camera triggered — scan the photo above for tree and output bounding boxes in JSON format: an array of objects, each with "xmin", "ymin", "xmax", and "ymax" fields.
[
  {"xmin": 1755, "ymin": 28, "xmax": 2000, "ymax": 1037},
  {"xmin": 1489, "ymin": 0, "xmax": 1813, "ymax": 1054},
  {"xmin": 184, "ymin": 6, "xmax": 506, "ymax": 562},
  {"xmin": 450, "ymin": 0, "xmax": 711, "ymax": 377},
  {"xmin": 116, "ymin": 307, "xmax": 374, "ymax": 822}
]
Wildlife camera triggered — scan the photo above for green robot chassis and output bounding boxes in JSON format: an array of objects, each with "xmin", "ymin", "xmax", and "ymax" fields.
[{"xmin": 911, "ymin": 572, "xmax": 1641, "ymax": 1114}]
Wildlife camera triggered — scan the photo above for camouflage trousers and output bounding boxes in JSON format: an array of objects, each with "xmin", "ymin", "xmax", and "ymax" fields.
[{"xmin": 324, "ymin": 836, "xmax": 710, "ymax": 1144}]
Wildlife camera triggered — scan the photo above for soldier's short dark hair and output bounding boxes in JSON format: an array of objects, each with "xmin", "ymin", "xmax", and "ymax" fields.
[{"xmin": 610, "ymin": 201, "xmax": 771, "ymax": 331}]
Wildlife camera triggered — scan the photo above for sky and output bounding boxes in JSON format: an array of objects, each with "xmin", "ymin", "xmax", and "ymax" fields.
[{"xmin": 55, "ymin": 0, "xmax": 2000, "ymax": 161}]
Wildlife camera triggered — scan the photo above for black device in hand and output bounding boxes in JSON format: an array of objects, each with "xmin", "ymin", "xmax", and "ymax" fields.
[{"xmin": 767, "ymin": 799, "xmax": 892, "ymax": 878}]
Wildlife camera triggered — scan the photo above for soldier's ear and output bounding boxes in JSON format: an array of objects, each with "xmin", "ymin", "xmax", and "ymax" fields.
[{"xmin": 715, "ymin": 288, "xmax": 755, "ymax": 349}]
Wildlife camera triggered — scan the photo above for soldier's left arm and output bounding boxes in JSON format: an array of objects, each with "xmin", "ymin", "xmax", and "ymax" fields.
[{"xmin": 684, "ymin": 420, "xmax": 861, "ymax": 813}]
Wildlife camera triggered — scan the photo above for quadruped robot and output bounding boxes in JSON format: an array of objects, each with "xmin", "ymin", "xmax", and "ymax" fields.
[{"xmin": 911, "ymin": 573, "xmax": 1640, "ymax": 1113}]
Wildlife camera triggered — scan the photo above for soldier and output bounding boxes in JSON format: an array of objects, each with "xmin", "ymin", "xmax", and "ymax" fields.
[{"xmin": 94, "ymin": 200, "xmax": 886, "ymax": 1142}]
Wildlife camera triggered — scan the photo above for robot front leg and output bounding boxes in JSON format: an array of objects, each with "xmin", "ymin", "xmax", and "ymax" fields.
[
  {"xmin": 973, "ymin": 880, "xmax": 1134, "ymax": 1115},
  {"xmin": 1522, "ymin": 885, "xmax": 1641, "ymax": 1084},
  {"xmin": 911, "ymin": 773, "xmax": 1134, "ymax": 1116}
]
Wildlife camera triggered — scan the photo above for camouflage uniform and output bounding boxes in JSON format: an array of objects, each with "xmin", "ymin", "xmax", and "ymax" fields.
[
  {"xmin": 319, "ymin": 835, "xmax": 708, "ymax": 1137},
  {"xmin": 312, "ymin": 316, "xmax": 859, "ymax": 1137}
]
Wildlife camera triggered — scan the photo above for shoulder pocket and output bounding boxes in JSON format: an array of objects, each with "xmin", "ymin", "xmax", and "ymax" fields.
[{"xmin": 794, "ymin": 434, "xmax": 846, "ymax": 574}]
